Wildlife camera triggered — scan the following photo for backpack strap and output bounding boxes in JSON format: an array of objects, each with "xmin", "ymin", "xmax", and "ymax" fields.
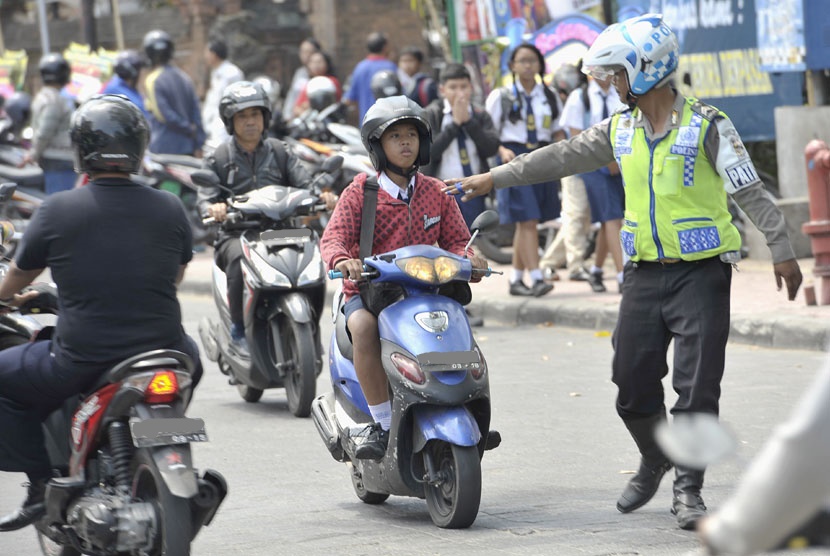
[
  {"xmin": 359, "ymin": 175, "xmax": 379, "ymax": 260},
  {"xmin": 211, "ymin": 142, "xmax": 237, "ymax": 187},
  {"xmin": 264, "ymin": 137, "xmax": 290, "ymax": 180}
]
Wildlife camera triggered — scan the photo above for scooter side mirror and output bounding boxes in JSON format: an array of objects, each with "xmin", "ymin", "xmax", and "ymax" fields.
[
  {"xmin": 0, "ymin": 182, "xmax": 17, "ymax": 204},
  {"xmin": 321, "ymin": 155, "xmax": 343, "ymax": 174},
  {"xmin": 470, "ymin": 210, "xmax": 499, "ymax": 235},
  {"xmin": 191, "ymin": 170, "xmax": 233, "ymax": 196}
]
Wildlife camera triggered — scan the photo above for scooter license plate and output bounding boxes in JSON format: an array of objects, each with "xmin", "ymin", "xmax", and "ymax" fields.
[
  {"xmin": 417, "ymin": 350, "xmax": 481, "ymax": 372},
  {"xmin": 261, "ymin": 229, "xmax": 311, "ymax": 246},
  {"xmin": 130, "ymin": 418, "xmax": 208, "ymax": 448}
]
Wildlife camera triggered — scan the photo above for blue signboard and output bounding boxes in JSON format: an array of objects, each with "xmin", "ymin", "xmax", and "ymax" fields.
[{"xmin": 617, "ymin": 0, "xmax": 803, "ymax": 141}]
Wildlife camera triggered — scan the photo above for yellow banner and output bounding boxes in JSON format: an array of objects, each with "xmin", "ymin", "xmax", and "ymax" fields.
[
  {"xmin": 62, "ymin": 42, "xmax": 119, "ymax": 102},
  {"xmin": 678, "ymin": 49, "xmax": 774, "ymax": 99},
  {"xmin": 0, "ymin": 50, "xmax": 28, "ymax": 98}
]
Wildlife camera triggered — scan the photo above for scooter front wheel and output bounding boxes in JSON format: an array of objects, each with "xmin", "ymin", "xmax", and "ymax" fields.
[
  {"xmin": 424, "ymin": 441, "xmax": 481, "ymax": 529},
  {"xmin": 271, "ymin": 317, "xmax": 316, "ymax": 417}
]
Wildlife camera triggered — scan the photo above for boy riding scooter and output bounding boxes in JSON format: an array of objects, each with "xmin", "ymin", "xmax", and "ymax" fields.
[{"xmin": 320, "ymin": 96, "xmax": 487, "ymax": 459}]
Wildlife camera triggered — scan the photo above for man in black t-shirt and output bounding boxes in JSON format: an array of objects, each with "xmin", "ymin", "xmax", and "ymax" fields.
[{"xmin": 0, "ymin": 95, "xmax": 202, "ymax": 533}]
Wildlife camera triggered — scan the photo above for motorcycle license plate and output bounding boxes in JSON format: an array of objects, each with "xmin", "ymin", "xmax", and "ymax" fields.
[
  {"xmin": 261, "ymin": 229, "xmax": 311, "ymax": 246},
  {"xmin": 417, "ymin": 350, "xmax": 481, "ymax": 372},
  {"xmin": 130, "ymin": 418, "xmax": 208, "ymax": 448}
]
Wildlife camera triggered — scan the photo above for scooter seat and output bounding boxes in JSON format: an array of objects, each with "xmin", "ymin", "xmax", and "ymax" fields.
[{"xmin": 334, "ymin": 298, "xmax": 354, "ymax": 361}]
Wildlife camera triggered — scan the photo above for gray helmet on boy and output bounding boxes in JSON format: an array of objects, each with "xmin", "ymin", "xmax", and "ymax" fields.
[
  {"xmin": 361, "ymin": 95, "xmax": 431, "ymax": 173},
  {"xmin": 219, "ymin": 80, "xmax": 272, "ymax": 135}
]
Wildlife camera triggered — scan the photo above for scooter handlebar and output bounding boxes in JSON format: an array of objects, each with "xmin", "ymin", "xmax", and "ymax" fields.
[{"xmin": 328, "ymin": 267, "xmax": 500, "ymax": 280}]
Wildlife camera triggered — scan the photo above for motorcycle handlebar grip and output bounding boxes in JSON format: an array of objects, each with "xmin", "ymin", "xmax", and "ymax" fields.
[
  {"xmin": 202, "ymin": 216, "xmax": 216, "ymax": 225},
  {"xmin": 328, "ymin": 270, "xmax": 343, "ymax": 280}
]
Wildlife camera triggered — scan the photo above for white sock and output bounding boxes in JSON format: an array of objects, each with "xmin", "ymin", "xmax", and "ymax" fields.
[
  {"xmin": 368, "ymin": 401, "xmax": 392, "ymax": 431},
  {"xmin": 511, "ymin": 269, "xmax": 524, "ymax": 284},
  {"xmin": 590, "ymin": 265, "xmax": 602, "ymax": 275},
  {"xmin": 529, "ymin": 269, "xmax": 543, "ymax": 282}
]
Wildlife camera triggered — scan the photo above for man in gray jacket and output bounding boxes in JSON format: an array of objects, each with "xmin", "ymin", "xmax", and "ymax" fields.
[{"xmin": 20, "ymin": 54, "xmax": 74, "ymax": 194}]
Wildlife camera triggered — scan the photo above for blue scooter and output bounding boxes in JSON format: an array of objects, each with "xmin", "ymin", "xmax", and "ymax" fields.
[{"xmin": 311, "ymin": 211, "xmax": 502, "ymax": 529}]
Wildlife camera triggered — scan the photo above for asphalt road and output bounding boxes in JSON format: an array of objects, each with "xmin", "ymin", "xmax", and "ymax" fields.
[{"xmin": 0, "ymin": 293, "xmax": 827, "ymax": 555}]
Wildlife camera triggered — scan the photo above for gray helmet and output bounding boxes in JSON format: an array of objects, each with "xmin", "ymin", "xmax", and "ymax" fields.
[
  {"xmin": 306, "ymin": 76, "xmax": 337, "ymax": 111},
  {"xmin": 114, "ymin": 50, "xmax": 145, "ymax": 81},
  {"xmin": 39, "ymin": 53, "xmax": 71, "ymax": 87},
  {"xmin": 552, "ymin": 63, "xmax": 585, "ymax": 97},
  {"xmin": 143, "ymin": 29, "xmax": 174, "ymax": 65},
  {"xmin": 219, "ymin": 80, "xmax": 271, "ymax": 135},
  {"xmin": 71, "ymin": 94, "xmax": 149, "ymax": 174},
  {"xmin": 361, "ymin": 95, "xmax": 430, "ymax": 172},
  {"xmin": 370, "ymin": 70, "xmax": 402, "ymax": 100}
]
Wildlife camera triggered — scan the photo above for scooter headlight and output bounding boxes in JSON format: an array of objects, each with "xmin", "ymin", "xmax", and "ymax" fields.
[
  {"xmin": 415, "ymin": 311, "xmax": 449, "ymax": 333},
  {"xmin": 249, "ymin": 248, "xmax": 291, "ymax": 287},
  {"xmin": 298, "ymin": 249, "xmax": 324, "ymax": 286},
  {"xmin": 396, "ymin": 256, "xmax": 461, "ymax": 284}
]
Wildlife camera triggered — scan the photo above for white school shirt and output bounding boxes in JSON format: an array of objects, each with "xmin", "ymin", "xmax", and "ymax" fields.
[
  {"xmin": 436, "ymin": 99, "xmax": 481, "ymax": 179},
  {"xmin": 558, "ymin": 79, "xmax": 624, "ymax": 132},
  {"xmin": 378, "ymin": 171, "xmax": 415, "ymax": 201},
  {"xmin": 485, "ymin": 82, "xmax": 563, "ymax": 144}
]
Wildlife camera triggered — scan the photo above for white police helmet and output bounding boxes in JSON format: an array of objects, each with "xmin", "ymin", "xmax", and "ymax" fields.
[{"xmin": 582, "ymin": 14, "xmax": 679, "ymax": 96}]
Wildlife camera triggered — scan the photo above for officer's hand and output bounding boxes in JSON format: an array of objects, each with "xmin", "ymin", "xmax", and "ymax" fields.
[
  {"xmin": 442, "ymin": 173, "xmax": 494, "ymax": 201},
  {"xmin": 334, "ymin": 258, "xmax": 364, "ymax": 281},
  {"xmin": 320, "ymin": 191, "xmax": 339, "ymax": 211},
  {"xmin": 773, "ymin": 258, "xmax": 802, "ymax": 301},
  {"xmin": 207, "ymin": 203, "xmax": 228, "ymax": 222},
  {"xmin": 469, "ymin": 254, "xmax": 487, "ymax": 283}
]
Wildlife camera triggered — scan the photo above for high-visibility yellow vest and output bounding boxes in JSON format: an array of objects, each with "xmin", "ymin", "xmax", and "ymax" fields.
[{"xmin": 611, "ymin": 98, "xmax": 742, "ymax": 261}]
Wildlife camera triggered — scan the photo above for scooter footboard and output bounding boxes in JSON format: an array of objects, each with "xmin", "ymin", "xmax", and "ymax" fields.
[{"xmin": 411, "ymin": 405, "xmax": 481, "ymax": 453}]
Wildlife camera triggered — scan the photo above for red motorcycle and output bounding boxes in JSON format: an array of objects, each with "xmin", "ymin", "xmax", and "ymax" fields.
[{"xmin": 35, "ymin": 348, "xmax": 226, "ymax": 556}]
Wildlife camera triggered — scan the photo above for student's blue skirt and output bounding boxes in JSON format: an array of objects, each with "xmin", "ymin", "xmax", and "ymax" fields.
[
  {"xmin": 581, "ymin": 168, "xmax": 624, "ymax": 224},
  {"xmin": 496, "ymin": 142, "xmax": 560, "ymax": 224}
]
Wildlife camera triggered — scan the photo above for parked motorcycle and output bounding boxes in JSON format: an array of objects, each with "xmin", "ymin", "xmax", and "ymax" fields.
[
  {"xmin": 311, "ymin": 211, "xmax": 503, "ymax": 528},
  {"xmin": 0, "ymin": 185, "xmax": 227, "ymax": 555},
  {"xmin": 192, "ymin": 156, "xmax": 342, "ymax": 416}
]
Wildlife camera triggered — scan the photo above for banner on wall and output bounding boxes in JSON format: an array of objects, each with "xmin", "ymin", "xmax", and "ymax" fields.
[
  {"xmin": 623, "ymin": 0, "xmax": 803, "ymax": 141},
  {"xmin": 755, "ymin": 0, "xmax": 805, "ymax": 72},
  {"xmin": 0, "ymin": 50, "xmax": 28, "ymax": 100},
  {"xmin": 62, "ymin": 43, "xmax": 119, "ymax": 103}
]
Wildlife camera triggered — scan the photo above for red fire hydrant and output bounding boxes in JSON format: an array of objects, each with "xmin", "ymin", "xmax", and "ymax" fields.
[{"xmin": 803, "ymin": 139, "xmax": 830, "ymax": 305}]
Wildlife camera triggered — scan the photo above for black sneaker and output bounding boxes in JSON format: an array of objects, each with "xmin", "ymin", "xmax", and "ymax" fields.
[
  {"xmin": 531, "ymin": 280, "xmax": 553, "ymax": 297},
  {"xmin": 568, "ymin": 268, "xmax": 591, "ymax": 282},
  {"xmin": 509, "ymin": 280, "xmax": 533, "ymax": 296},
  {"xmin": 353, "ymin": 423, "xmax": 389, "ymax": 462},
  {"xmin": 587, "ymin": 271, "xmax": 607, "ymax": 293},
  {"xmin": 0, "ymin": 479, "xmax": 47, "ymax": 532}
]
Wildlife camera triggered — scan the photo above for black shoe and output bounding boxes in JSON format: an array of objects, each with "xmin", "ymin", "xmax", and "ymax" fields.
[
  {"xmin": 230, "ymin": 335, "xmax": 250, "ymax": 358},
  {"xmin": 671, "ymin": 491, "xmax": 707, "ymax": 530},
  {"xmin": 509, "ymin": 280, "xmax": 533, "ymax": 297},
  {"xmin": 616, "ymin": 459, "xmax": 673, "ymax": 514},
  {"xmin": 353, "ymin": 423, "xmax": 389, "ymax": 462},
  {"xmin": 0, "ymin": 480, "xmax": 47, "ymax": 532},
  {"xmin": 568, "ymin": 268, "xmax": 591, "ymax": 282},
  {"xmin": 531, "ymin": 280, "xmax": 553, "ymax": 297},
  {"xmin": 587, "ymin": 271, "xmax": 607, "ymax": 293}
]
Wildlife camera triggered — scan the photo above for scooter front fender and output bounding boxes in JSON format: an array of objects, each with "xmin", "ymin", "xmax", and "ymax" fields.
[
  {"xmin": 271, "ymin": 292, "xmax": 313, "ymax": 324},
  {"xmin": 411, "ymin": 405, "xmax": 481, "ymax": 453}
]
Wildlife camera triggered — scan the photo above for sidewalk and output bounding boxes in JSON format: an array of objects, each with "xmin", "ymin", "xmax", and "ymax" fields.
[{"xmin": 180, "ymin": 251, "xmax": 830, "ymax": 352}]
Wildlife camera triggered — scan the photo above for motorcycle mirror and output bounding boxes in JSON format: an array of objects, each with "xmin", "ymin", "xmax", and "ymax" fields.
[
  {"xmin": 470, "ymin": 210, "xmax": 499, "ymax": 235},
  {"xmin": 654, "ymin": 413, "xmax": 738, "ymax": 470},
  {"xmin": 190, "ymin": 170, "xmax": 233, "ymax": 195},
  {"xmin": 321, "ymin": 155, "xmax": 343, "ymax": 174},
  {"xmin": 0, "ymin": 182, "xmax": 16, "ymax": 204}
]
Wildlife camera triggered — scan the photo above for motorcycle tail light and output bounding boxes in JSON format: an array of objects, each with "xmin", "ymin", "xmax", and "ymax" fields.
[
  {"xmin": 471, "ymin": 346, "xmax": 487, "ymax": 380},
  {"xmin": 391, "ymin": 353, "xmax": 425, "ymax": 385},
  {"xmin": 144, "ymin": 370, "xmax": 179, "ymax": 403}
]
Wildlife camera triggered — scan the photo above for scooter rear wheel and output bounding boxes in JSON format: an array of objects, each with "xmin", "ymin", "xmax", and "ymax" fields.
[
  {"xmin": 349, "ymin": 463, "xmax": 389, "ymax": 505},
  {"xmin": 424, "ymin": 441, "xmax": 481, "ymax": 529},
  {"xmin": 237, "ymin": 384, "xmax": 264, "ymax": 403},
  {"xmin": 37, "ymin": 532, "xmax": 82, "ymax": 556}
]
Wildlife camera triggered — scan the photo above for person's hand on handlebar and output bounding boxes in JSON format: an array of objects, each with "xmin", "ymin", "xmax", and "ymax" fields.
[
  {"xmin": 334, "ymin": 258, "xmax": 364, "ymax": 281},
  {"xmin": 469, "ymin": 254, "xmax": 487, "ymax": 283},
  {"xmin": 207, "ymin": 202, "xmax": 228, "ymax": 222},
  {"xmin": 320, "ymin": 191, "xmax": 339, "ymax": 211}
]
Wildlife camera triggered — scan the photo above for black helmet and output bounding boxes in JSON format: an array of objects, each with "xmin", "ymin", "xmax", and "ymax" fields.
[
  {"xmin": 552, "ymin": 63, "xmax": 585, "ymax": 98},
  {"xmin": 143, "ymin": 30, "xmax": 174, "ymax": 65},
  {"xmin": 70, "ymin": 94, "xmax": 149, "ymax": 175},
  {"xmin": 361, "ymin": 95, "xmax": 430, "ymax": 173},
  {"xmin": 4, "ymin": 92, "xmax": 31, "ymax": 131},
  {"xmin": 219, "ymin": 81, "xmax": 271, "ymax": 135},
  {"xmin": 370, "ymin": 70, "xmax": 402, "ymax": 100},
  {"xmin": 306, "ymin": 76, "xmax": 337, "ymax": 111},
  {"xmin": 114, "ymin": 50, "xmax": 145, "ymax": 81},
  {"xmin": 39, "ymin": 53, "xmax": 71, "ymax": 87}
]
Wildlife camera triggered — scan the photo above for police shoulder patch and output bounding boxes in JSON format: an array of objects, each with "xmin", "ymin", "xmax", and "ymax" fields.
[{"xmin": 688, "ymin": 98, "xmax": 722, "ymax": 122}]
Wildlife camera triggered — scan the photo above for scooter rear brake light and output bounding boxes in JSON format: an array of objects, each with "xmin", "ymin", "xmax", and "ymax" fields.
[
  {"xmin": 391, "ymin": 353, "xmax": 425, "ymax": 385},
  {"xmin": 144, "ymin": 370, "xmax": 179, "ymax": 403},
  {"xmin": 471, "ymin": 346, "xmax": 487, "ymax": 380}
]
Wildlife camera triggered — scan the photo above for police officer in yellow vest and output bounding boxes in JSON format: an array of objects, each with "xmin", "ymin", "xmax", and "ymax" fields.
[{"xmin": 444, "ymin": 13, "xmax": 803, "ymax": 531}]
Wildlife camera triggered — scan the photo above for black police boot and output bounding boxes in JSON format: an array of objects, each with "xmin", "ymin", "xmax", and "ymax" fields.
[
  {"xmin": 672, "ymin": 466, "xmax": 707, "ymax": 530},
  {"xmin": 0, "ymin": 478, "xmax": 47, "ymax": 532},
  {"xmin": 616, "ymin": 413, "xmax": 673, "ymax": 513}
]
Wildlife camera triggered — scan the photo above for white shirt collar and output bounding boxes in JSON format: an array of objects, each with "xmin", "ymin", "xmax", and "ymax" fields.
[{"xmin": 378, "ymin": 171, "xmax": 415, "ymax": 200}]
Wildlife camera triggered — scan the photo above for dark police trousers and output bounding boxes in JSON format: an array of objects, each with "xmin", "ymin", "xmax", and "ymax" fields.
[
  {"xmin": 215, "ymin": 236, "xmax": 245, "ymax": 326},
  {"xmin": 611, "ymin": 256, "xmax": 732, "ymax": 420}
]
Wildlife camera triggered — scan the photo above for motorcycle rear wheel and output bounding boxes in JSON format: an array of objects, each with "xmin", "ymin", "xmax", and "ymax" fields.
[
  {"xmin": 132, "ymin": 449, "xmax": 192, "ymax": 555},
  {"xmin": 424, "ymin": 441, "xmax": 481, "ymax": 529},
  {"xmin": 37, "ymin": 533, "xmax": 81, "ymax": 556},
  {"xmin": 272, "ymin": 317, "xmax": 316, "ymax": 417},
  {"xmin": 237, "ymin": 384, "xmax": 264, "ymax": 403},
  {"xmin": 349, "ymin": 463, "xmax": 389, "ymax": 505}
]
